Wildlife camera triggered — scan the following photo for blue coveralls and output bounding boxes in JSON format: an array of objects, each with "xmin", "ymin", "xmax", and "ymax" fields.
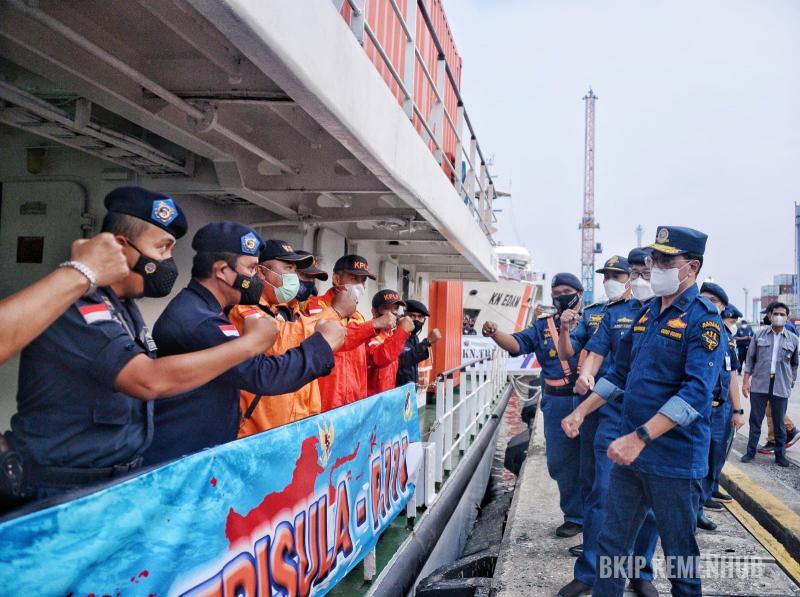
[
  {"xmin": 13, "ymin": 288, "xmax": 154, "ymax": 498},
  {"xmin": 569, "ymin": 302, "xmax": 607, "ymax": 504},
  {"xmin": 573, "ymin": 298, "xmax": 659, "ymax": 587},
  {"xmin": 512, "ymin": 316, "xmax": 582, "ymax": 524},
  {"xmin": 700, "ymin": 329, "xmax": 739, "ymax": 508},
  {"xmin": 144, "ymin": 279, "xmax": 335, "ymax": 465},
  {"xmin": 592, "ymin": 285, "xmax": 724, "ymax": 596}
]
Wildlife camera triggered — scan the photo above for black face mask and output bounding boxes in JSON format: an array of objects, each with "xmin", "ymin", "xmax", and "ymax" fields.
[
  {"xmin": 553, "ymin": 293, "xmax": 580, "ymax": 312},
  {"xmin": 296, "ymin": 279, "xmax": 318, "ymax": 302},
  {"xmin": 128, "ymin": 241, "xmax": 179, "ymax": 298},
  {"xmin": 232, "ymin": 272, "xmax": 264, "ymax": 305},
  {"xmin": 413, "ymin": 320, "xmax": 424, "ymax": 335}
]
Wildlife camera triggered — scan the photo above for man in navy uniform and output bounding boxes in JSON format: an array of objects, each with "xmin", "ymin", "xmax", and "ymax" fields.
[
  {"xmin": 483, "ymin": 273, "xmax": 584, "ymax": 538},
  {"xmin": 695, "ymin": 286, "xmax": 745, "ymax": 531},
  {"xmin": 13, "ymin": 188, "xmax": 277, "ymax": 500},
  {"xmin": 396, "ymin": 299, "xmax": 441, "ymax": 388},
  {"xmin": 559, "ymin": 248, "xmax": 659, "ymax": 597},
  {"xmin": 563, "ymin": 226, "xmax": 724, "ymax": 596},
  {"xmin": 557, "ymin": 256, "xmax": 626, "ymax": 528},
  {"xmin": 144, "ymin": 222, "xmax": 345, "ymax": 465}
]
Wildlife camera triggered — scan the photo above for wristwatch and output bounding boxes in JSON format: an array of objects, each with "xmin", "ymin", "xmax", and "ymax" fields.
[
  {"xmin": 635, "ymin": 425, "xmax": 652, "ymax": 446},
  {"xmin": 59, "ymin": 260, "xmax": 98, "ymax": 296},
  {"xmin": 734, "ymin": 408, "xmax": 745, "ymax": 415}
]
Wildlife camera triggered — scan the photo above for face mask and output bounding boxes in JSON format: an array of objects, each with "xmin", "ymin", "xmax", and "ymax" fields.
[
  {"xmin": 740, "ymin": 322, "xmax": 748, "ymax": 328},
  {"xmin": 553, "ymin": 293, "xmax": 580, "ymax": 312},
  {"xmin": 264, "ymin": 267, "xmax": 300, "ymax": 303},
  {"xmin": 649, "ymin": 263, "xmax": 690, "ymax": 297},
  {"xmin": 772, "ymin": 315, "xmax": 787, "ymax": 327},
  {"xmin": 296, "ymin": 279, "xmax": 317, "ymax": 302},
  {"xmin": 128, "ymin": 241, "xmax": 179, "ymax": 298},
  {"xmin": 413, "ymin": 320, "xmax": 424, "ymax": 334},
  {"xmin": 603, "ymin": 279, "xmax": 627, "ymax": 302},
  {"xmin": 725, "ymin": 322, "xmax": 737, "ymax": 334},
  {"xmin": 344, "ymin": 283, "xmax": 365, "ymax": 304},
  {"xmin": 630, "ymin": 277, "xmax": 654, "ymax": 301},
  {"xmin": 232, "ymin": 272, "xmax": 264, "ymax": 305}
]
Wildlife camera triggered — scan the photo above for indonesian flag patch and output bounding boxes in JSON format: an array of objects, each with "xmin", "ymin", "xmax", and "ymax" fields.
[
  {"xmin": 78, "ymin": 304, "xmax": 113, "ymax": 324},
  {"xmin": 219, "ymin": 324, "xmax": 240, "ymax": 337}
]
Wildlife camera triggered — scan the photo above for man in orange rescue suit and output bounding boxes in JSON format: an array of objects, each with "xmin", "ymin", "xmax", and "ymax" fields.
[
  {"xmin": 229, "ymin": 240, "xmax": 346, "ymax": 435},
  {"xmin": 303, "ymin": 255, "xmax": 396, "ymax": 410},
  {"xmin": 367, "ymin": 290, "xmax": 416, "ymax": 395}
]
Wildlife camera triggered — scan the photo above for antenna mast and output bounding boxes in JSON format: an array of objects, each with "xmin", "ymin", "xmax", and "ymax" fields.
[{"xmin": 579, "ymin": 88, "xmax": 599, "ymax": 303}]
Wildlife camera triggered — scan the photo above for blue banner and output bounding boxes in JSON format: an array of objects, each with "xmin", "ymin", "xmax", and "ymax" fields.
[{"xmin": 0, "ymin": 384, "xmax": 422, "ymax": 596}]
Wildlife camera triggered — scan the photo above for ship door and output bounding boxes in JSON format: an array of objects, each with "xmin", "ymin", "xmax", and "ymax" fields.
[{"xmin": 0, "ymin": 180, "xmax": 87, "ymax": 297}]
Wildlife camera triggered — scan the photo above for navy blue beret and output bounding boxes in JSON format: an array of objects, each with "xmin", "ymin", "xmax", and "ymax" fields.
[
  {"xmin": 596, "ymin": 255, "xmax": 630, "ymax": 274},
  {"xmin": 191, "ymin": 221, "xmax": 264, "ymax": 256},
  {"xmin": 722, "ymin": 304, "xmax": 743, "ymax": 319},
  {"xmin": 700, "ymin": 282, "xmax": 729, "ymax": 306},
  {"xmin": 405, "ymin": 299, "xmax": 430, "ymax": 317},
  {"xmin": 627, "ymin": 247, "xmax": 652, "ymax": 266},
  {"xmin": 649, "ymin": 226, "xmax": 708, "ymax": 256},
  {"xmin": 552, "ymin": 272, "xmax": 583, "ymax": 292},
  {"xmin": 104, "ymin": 186, "xmax": 187, "ymax": 239}
]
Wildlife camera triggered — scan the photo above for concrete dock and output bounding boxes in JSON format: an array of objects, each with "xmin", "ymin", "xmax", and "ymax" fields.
[{"xmin": 492, "ymin": 408, "xmax": 800, "ymax": 596}]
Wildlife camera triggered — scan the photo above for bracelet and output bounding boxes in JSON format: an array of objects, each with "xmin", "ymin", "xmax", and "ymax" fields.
[{"xmin": 58, "ymin": 260, "xmax": 98, "ymax": 296}]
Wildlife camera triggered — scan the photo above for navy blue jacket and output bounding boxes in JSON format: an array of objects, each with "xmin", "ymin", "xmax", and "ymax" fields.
[
  {"xmin": 593, "ymin": 285, "xmax": 724, "ymax": 479},
  {"xmin": 396, "ymin": 333, "xmax": 430, "ymax": 387},
  {"xmin": 585, "ymin": 297, "xmax": 645, "ymax": 426},
  {"xmin": 511, "ymin": 316, "xmax": 581, "ymax": 388},
  {"xmin": 13, "ymin": 289, "xmax": 153, "ymax": 469},
  {"xmin": 144, "ymin": 280, "xmax": 334, "ymax": 465}
]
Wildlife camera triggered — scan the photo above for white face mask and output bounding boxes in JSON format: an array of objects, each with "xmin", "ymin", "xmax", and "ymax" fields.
[
  {"xmin": 725, "ymin": 321, "xmax": 737, "ymax": 334},
  {"xmin": 344, "ymin": 282, "xmax": 365, "ymax": 303},
  {"xmin": 603, "ymin": 279, "xmax": 627, "ymax": 302},
  {"xmin": 631, "ymin": 277, "xmax": 654, "ymax": 301},
  {"xmin": 772, "ymin": 315, "xmax": 787, "ymax": 328},
  {"xmin": 650, "ymin": 262, "xmax": 691, "ymax": 297}
]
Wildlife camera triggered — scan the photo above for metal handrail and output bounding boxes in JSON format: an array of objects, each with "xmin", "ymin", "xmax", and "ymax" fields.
[{"xmin": 424, "ymin": 348, "xmax": 508, "ymax": 492}]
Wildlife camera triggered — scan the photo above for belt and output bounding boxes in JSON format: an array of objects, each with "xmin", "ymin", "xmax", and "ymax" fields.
[
  {"xmin": 26, "ymin": 456, "xmax": 144, "ymax": 489},
  {"xmin": 543, "ymin": 384, "xmax": 576, "ymax": 397}
]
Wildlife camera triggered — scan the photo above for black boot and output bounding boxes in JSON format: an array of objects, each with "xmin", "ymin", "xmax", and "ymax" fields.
[
  {"xmin": 697, "ymin": 514, "xmax": 717, "ymax": 531},
  {"xmin": 556, "ymin": 521, "xmax": 583, "ymax": 538},
  {"xmin": 628, "ymin": 578, "xmax": 659, "ymax": 597},
  {"xmin": 557, "ymin": 579, "xmax": 592, "ymax": 597}
]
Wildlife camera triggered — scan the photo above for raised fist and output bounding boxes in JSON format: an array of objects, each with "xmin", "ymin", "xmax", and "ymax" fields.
[
  {"xmin": 71, "ymin": 233, "xmax": 130, "ymax": 287},
  {"xmin": 315, "ymin": 319, "xmax": 346, "ymax": 351}
]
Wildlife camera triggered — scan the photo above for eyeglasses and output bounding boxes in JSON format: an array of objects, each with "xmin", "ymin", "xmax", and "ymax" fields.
[
  {"xmin": 629, "ymin": 269, "xmax": 651, "ymax": 281},
  {"xmin": 645, "ymin": 255, "xmax": 692, "ymax": 269}
]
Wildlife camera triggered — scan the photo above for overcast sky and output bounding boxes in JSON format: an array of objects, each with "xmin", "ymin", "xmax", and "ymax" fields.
[{"xmin": 442, "ymin": 0, "xmax": 800, "ymax": 318}]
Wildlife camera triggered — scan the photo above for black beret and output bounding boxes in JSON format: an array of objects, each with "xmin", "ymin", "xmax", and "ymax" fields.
[
  {"xmin": 405, "ymin": 299, "xmax": 430, "ymax": 317},
  {"xmin": 191, "ymin": 221, "xmax": 264, "ymax": 256},
  {"xmin": 552, "ymin": 272, "xmax": 583, "ymax": 292},
  {"xmin": 104, "ymin": 185, "xmax": 187, "ymax": 239}
]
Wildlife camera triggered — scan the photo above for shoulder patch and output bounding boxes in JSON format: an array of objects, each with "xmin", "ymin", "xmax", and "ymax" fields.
[
  {"xmin": 701, "ymin": 320, "xmax": 721, "ymax": 332},
  {"xmin": 218, "ymin": 324, "xmax": 239, "ymax": 337},
  {"xmin": 701, "ymin": 329, "xmax": 720, "ymax": 351},
  {"xmin": 78, "ymin": 303, "xmax": 113, "ymax": 324}
]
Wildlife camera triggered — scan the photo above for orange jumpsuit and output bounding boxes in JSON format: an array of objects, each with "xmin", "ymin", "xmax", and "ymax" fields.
[
  {"xmin": 366, "ymin": 327, "xmax": 412, "ymax": 396},
  {"xmin": 304, "ymin": 288, "xmax": 376, "ymax": 410},
  {"xmin": 229, "ymin": 299, "xmax": 338, "ymax": 436}
]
